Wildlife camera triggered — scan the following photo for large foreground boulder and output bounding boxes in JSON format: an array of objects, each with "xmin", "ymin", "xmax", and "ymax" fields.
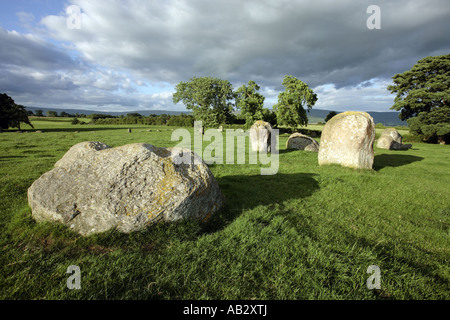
[
  {"xmin": 286, "ymin": 133, "xmax": 319, "ymax": 152},
  {"xmin": 377, "ymin": 128, "xmax": 412, "ymax": 150},
  {"xmin": 28, "ymin": 142, "xmax": 224, "ymax": 236},
  {"xmin": 249, "ymin": 121, "xmax": 273, "ymax": 152},
  {"xmin": 318, "ymin": 111, "xmax": 375, "ymax": 169}
]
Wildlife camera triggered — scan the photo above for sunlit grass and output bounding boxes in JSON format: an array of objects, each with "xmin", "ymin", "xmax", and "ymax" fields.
[{"xmin": 0, "ymin": 120, "xmax": 448, "ymax": 299}]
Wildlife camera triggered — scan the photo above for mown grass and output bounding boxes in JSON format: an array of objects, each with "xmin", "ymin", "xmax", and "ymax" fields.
[{"xmin": 0, "ymin": 121, "xmax": 449, "ymax": 300}]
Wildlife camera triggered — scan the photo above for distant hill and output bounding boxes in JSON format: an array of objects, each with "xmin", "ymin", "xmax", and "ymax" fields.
[
  {"xmin": 364, "ymin": 111, "xmax": 407, "ymax": 126},
  {"xmin": 25, "ymin": 106, "xmax": 407, "ymax": 126},
  {"xmin": 25, "ymin": 106, "xmax": 190, "ymax": 117},
  {"xmin": 307, "ymin": 109, "xmax": 407, "ymax": 126}
]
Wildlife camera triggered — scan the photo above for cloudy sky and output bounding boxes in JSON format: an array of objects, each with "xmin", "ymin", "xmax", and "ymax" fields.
[{"xmin": 1, "ymin": 0, "xmax": 449, "ymax": 113}]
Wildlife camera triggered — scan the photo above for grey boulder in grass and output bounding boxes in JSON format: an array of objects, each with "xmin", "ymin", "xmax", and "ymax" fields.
[
  {"xmin": 318, "ymin": 111, "xmax": 375, "ymax": 169},
  {"xmin": 286, "ymin": 133, "xmax": 319, "ymax": 152},
  {"xmin": 28, "ymin": 141, "xmax": 224, "ymax": 236},
  {"xmin": 377, "ymin": 128, "xmax": 412, "ymax": 150}
]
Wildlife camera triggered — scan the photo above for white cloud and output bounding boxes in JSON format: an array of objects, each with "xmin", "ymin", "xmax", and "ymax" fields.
[{"xmin": 313, "ymin": 79, "xmax": 396, "ymax": 112}]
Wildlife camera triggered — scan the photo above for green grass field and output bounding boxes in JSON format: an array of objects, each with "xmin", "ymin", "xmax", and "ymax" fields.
[{"xmin": 0, "ymin": 120, "xmax": 449, "ymax": 300}]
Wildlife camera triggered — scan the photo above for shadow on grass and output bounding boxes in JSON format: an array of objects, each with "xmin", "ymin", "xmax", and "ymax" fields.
[
  {"xmin": 0, "ymin": 155, "xmax": 26, "ymax": 160},
  {"xmin": 278, "ymin": 148, "xmax": 299, "ymax": 154},
  {"xmin": 203, "ymin": 172, "xmax": 320, "ymax": 233},
  {"xmin": 373, "ymin": 154, "xmax": 424, "ymax": 171}
]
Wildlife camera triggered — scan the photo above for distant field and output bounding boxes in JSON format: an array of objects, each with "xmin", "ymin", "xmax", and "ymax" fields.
[
  {"xmin": 28, "ymin": 117, "xmax": 92, "ymax": 126},
  {"xmin": 0, "ymin": 120, "xmax": 448, "ymax": 300}
]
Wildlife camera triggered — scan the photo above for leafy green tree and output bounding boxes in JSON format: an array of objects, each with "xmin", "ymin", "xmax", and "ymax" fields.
[
  {"xmin": 46, "ymin": 110, "xmax": 58, "ymax": 117},
  {"xmin": 173, "ymin": 77, "xmax": 235, "ymax": 127},
  {"xmin": 10, "ymin": 104, "xmax": 34, "ymax": 130},
  {"xmin": 261, "ymin": 108, "xmax": 277, "ymax": 127},
  {"xmin": 126, "ymin": 113, "xmax": 142, "ymax": 118},
  {"xmin": 273, "ymin": 75, "xmax": 317, "ymax": 130},
  {"xmin": 324, "ymin": 111, "xmax": 338, "ymax": 122},
  {"xmin": 89, "ymin": 113, "xmax": 115, "ymax": 120},
  {"xmin": 71, "ymin": 118, "xmax": 81, "ymax": 125},
  {"xmin": 388, "ymin": 54, "xmax": 450, "ymax": 143},
  {"xmin": 0, "ymin": 93, "xmax": 34, "ymax": 130},
  {"xmin": 159, "ymin": 114, "xmax": 169, "ymax": 125},
  {"xmin": 35, "ymin": 109, "xmax": 44, "ymax": 117},
  {"xmin": 407, "ymin": 106, "xmax": 450, "ymax": 144},
  {"xmin": 235, "ymin": 80, "xmax": 265, "ymax": 127}
]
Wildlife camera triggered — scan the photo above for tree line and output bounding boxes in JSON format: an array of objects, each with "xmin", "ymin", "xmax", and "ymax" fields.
[
  {"xmin": 90, "ymin": 113, "xmax": 196, "ymax": 127},
  {"xmin": 29, "ymin": 110, "xmax": 89, "ymax": 118},
  {"xmin": 87, "ymin": 111, "xmax": 269, "ymax": 127}
]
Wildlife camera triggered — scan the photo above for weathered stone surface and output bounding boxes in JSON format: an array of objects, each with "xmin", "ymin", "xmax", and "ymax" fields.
[
  {"xmin": 377, "ymin": 128, "xmax": 412, "ymax": 150},
  {"xmin": 249, "ymin": 121, "xmax": 273, "ymax": 152},
  {"xmin": 318, "ymin": 111, "xmax": 375, "ymax": 169},
  {"xmin": 28, "ymin": 142, "xmax": 224, "ymax": 236},
  {"xmin": 54, "ymin": 141, "xmax": 111, "ymax": 168},
  {"xmin": 286, "ymin": 133, "xmax": 319, "ymax": 152}
]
